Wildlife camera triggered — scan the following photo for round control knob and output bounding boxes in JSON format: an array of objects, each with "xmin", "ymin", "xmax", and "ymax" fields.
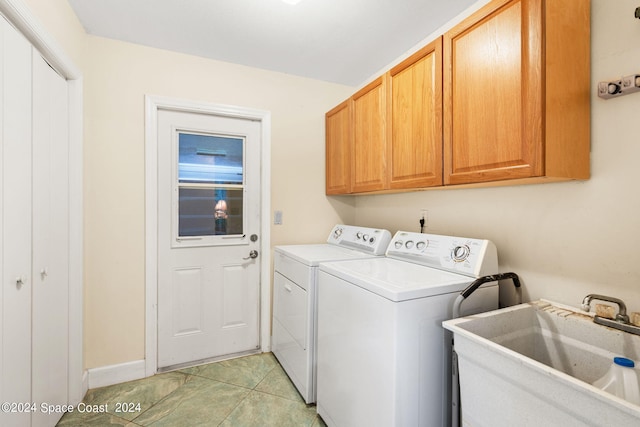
[
  {"xmin": 416, "ymin": 241, "xmax": 427, "ymax": 250},
  {"xmin": 333, "ymin": 228, "xmax": 343, "ymax": 239},
  {"xmin": 369, "ymin": 236, "xmax": 376, "ymax": 244},
  {"xmin": 356, "ymin": 232, "xmax": 363, "ymax": 240},
  {"xmin": 363, "ymin": 234, "xmax": 370, "ymax": 242},
  {"xmin": 394, "ymin": 240, "xmax": 403, "ymax": 249},
  {"xmin": 405, "ymin": 240, "xmax": 414, "ymax": 249},
  {"xmin": 452, "ymin": 245, "xmax": 470, "ymax": 262}
]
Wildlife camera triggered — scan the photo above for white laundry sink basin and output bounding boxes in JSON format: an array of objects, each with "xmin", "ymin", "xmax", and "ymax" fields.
[{"xmin": 443, "ymin": 300, "xmax": 640, "ymax": 426}]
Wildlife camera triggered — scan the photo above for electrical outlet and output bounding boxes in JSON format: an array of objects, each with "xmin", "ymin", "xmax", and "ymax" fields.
[{"xmin": 420, "ymin": 209, "xmax": 428, "ymax": 229}]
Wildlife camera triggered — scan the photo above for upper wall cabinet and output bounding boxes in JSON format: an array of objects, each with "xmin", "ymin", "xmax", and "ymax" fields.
[
  {"xmin": 326, "ymin": 99, "xmax": 352, "ymax": 195},
  {"xmin": 325, "ymin": 39, "xmax": 444, "ymax": 195},
  {"xmin": 351, "ymin": 76, "xmax": 387, "ymax": 193},
  {"xmin": 325, "ymin": 0, "xmax": 590, "ymax": 194},
  {"xmin": 388, "ymin": 38, "xmax": 443, "ymax": 189},
  {"xmin": 443, "ymin": 0, "xmax": 590, "ymax": 185}
]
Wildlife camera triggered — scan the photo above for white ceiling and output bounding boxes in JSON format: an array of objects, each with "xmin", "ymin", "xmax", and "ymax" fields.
[{"xmin": 67, "ymin": 0, "xmax": 476, "ymax": 87}]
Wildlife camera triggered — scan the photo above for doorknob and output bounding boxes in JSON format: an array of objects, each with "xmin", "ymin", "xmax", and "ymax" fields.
[{"xmin": 243, "ymin": 250, "xmax": 259, "ymax": 260}]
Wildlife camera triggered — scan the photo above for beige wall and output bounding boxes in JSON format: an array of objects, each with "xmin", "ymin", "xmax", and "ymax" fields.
[
  {"xmin": 354, "ymin": 0, "xmax": 640, "ymax": 311},
  {"xmin": 81, "ymin": 37, "xmax": 354, "ymax": 368},
  {"xmin": 22, "ymin": 0, "xmax": 639, "ymax": 372},
  {"xmin": 22, "ymin": 0, "xmax": 354, "ymax": 370}
]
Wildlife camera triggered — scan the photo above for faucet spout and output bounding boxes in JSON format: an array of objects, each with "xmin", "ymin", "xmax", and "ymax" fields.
[{"xmin": 581, "ymin": 294, "xmax": 629, "ymax": 324}]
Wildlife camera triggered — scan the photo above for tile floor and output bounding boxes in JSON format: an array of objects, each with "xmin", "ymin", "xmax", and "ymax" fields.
[{"xmin": 57, "ymin": 353, "xmax": 326, "ymax": 426}]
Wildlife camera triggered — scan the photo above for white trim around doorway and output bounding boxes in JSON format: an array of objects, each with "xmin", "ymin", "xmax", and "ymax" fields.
[{"xmin": 144, "ymin": 95, "xmax": 272, "ymax": 377}]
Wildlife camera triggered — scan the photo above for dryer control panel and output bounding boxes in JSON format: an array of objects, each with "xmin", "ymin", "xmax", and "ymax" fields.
[
  {"xmin": 327, "ymin": 224, "xmax": 392, "ymax": 256},
  {"xmin": 386, "ymin": 231, "xmax": 498, "ymax": 277}
]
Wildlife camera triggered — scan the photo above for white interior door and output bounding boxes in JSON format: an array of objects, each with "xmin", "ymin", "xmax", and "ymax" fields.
[
  {"xmin": 31, "ymin": 51, "xmax": 69, "ymax": 427},
  {"xmin": 0, "ymin": 15, "xmax": 32, "ymax": 427},
  {"xmin": 157, "ymin": 108, "xmax": 261, "ymax": 369}
]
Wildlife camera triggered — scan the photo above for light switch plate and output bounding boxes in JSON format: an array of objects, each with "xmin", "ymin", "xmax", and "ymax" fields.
[{"xmin": 274, "ymin": 210, "xmax": 283, "ymax": 225}]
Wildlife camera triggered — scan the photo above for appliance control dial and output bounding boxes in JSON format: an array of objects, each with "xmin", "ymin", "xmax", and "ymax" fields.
[
  {"xmin": 333, "ymin": 228, "xmax": 343, "ymax": 239},
  {"xmin": 394, "ymin": 240, "xmax": 403, "ymax": 249},
  {"xmin": 363, "ymin": 234, "xmax": 370, "ymax": 242},
  {"xmin": 452, "ymin": 245, "xmax": 471, "ymax": 262},
  {"xmin": 416, "ymin": 241, "xmax": 427, "ymax": 251},
  {"xmin": 405, "ymin": 240, "xmax": 414, "ymax": 249},
  {"xmin": 356, "ymin": 232, "xmax": 363, "ymax": 239}
]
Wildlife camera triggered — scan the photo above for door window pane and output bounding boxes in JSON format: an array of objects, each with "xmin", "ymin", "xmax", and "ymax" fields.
[
  {"xmin": 178, "ymin": 188, "xmax": 243, "ymax": 236},
  {"xmin": 177, "ymin": 132, "xmax": 244, "ymax": 238},
  {"xmin": 178, "ymin": 133, "xmax": 244, "ymax": 184}
]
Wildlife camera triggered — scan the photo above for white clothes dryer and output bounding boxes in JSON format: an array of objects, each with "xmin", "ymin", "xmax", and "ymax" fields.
[
  {"xmin": 316, "ymin": 231, "xmax": 499, "ymax": 427},
  {"xmin": 272, "ymin": 224, "xmax": 391, "ymax": 403}
]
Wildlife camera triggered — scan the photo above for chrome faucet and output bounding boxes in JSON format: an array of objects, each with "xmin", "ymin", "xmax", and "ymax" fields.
[
  {"xmin": 581, "ymin": 294, "xmax": 640, "ymax": 336},
  {"xmin": 581, "ymin": 294, "xmax": 630, "ymax": 323}
]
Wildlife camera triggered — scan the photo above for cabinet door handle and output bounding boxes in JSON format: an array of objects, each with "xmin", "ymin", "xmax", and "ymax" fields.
[
  {"xmin": 40, "ymin": 268, "xmax": 48, "ymax": 279},
  {"xmin": 16, "ymin": 276, "xmax": 25, "ymax": 287},
  {"xmin": 284, "ymin": 284, "xmax": 292, "ymax": 293}
]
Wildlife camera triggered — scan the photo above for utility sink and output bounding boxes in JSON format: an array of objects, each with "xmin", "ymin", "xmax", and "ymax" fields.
[{"xmin": 443, "ymin": 300, "xmax": 640, "ymax": 426}]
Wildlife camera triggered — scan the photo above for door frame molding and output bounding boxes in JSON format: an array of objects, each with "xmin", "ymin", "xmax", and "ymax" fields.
[{"xmin": 144, "ymin": 95, "xmax": 271, "ymax": 376}]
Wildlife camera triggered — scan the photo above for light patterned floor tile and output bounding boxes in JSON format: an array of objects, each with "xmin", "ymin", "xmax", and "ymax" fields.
[
  {"xmin": 132, "ymin": 376, "xmax": 249, "ymax": 426},
  {"xmin": 180, "ymin": 353, "xmax": 277, "ymax": 389},
  {"xmin": 57, "ymin": 353, "xmax": 325, "ymax": 427},
  {"xmin": 57, "ymin": 411, "xmax": 142, "ymax": 426},
  {"xmin": 220, "ymin": 390, "xmax": 317, "ymax": 427},
  {"xmin": 59, "ymin": 371, "xmax": 189, "ymax": 425},
  {"xmin": 255, "ymin": 363, "xmax": 303, "ymax": 402}
]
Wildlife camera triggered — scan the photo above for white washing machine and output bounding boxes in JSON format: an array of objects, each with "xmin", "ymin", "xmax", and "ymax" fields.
[
  {"xmin": 316, "ymin": 231, "xmax": 500, "ymax": 427},
  {"xmin": 272, "ymin": 224, "xmax": 391, "ymax": 403}
]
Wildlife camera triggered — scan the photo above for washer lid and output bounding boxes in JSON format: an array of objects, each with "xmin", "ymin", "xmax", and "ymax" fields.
[
  {"xmin": 275, "ymin": 244, "xmax": 380, "ymax": 266},
  {"xmin": 319, "ymin": 258, "xmax": 474, "ymax": 302}
]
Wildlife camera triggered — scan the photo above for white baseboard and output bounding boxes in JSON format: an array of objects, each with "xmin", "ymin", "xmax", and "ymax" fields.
[{"xmin": 87, "ymin": 360, "xmax": 147, "ymax": 389}]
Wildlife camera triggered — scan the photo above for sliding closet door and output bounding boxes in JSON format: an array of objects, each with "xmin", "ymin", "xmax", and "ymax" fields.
[
  {"xmin": 31, "ymin": 51, "xmax": 69, "ymax": 427},
  {"xmin": 0, "ymin": 15, "xmax": 33, "ymax": 427}
]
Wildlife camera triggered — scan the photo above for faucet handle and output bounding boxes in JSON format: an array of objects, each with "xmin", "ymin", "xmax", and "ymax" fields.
[
  {"xmin": 581, "ymin": 303, "xmax": 591, "ymax": 312},
  {"xmin": 617, "ymin": 313, "xmax": 631, "ymax": 323}
]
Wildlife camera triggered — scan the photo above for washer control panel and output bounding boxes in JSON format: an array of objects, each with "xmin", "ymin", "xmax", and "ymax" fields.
[
  {"xmin": 386, "ymin": 231, "xmax": 498, "ymax": 277},
  {"xmin": 327, "ymin": 224, "xmax": 392, "ymax": 255}
]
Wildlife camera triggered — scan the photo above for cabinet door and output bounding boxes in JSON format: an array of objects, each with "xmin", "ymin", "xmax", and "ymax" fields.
[
  {"xmin": 388, "ymin": 38, "xmax": 443, "ymax": 189},
  {"xmin": 444, "ymin": 0, "xmax": 543, "ymax": 185},
  {"xmin": 351, "ymin": 77, "xmax": 387, "ymax": 193},
  {"xmin": 32, "ymin": 51, "xmax": 69, "ymax": 427},
  {"xmin": 325, "ymin": 100, "xmax": 351, "ymax": 194},
  {"xmin": 0, "ymin": 15, "xmax": 33, "ymax": 427}
]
